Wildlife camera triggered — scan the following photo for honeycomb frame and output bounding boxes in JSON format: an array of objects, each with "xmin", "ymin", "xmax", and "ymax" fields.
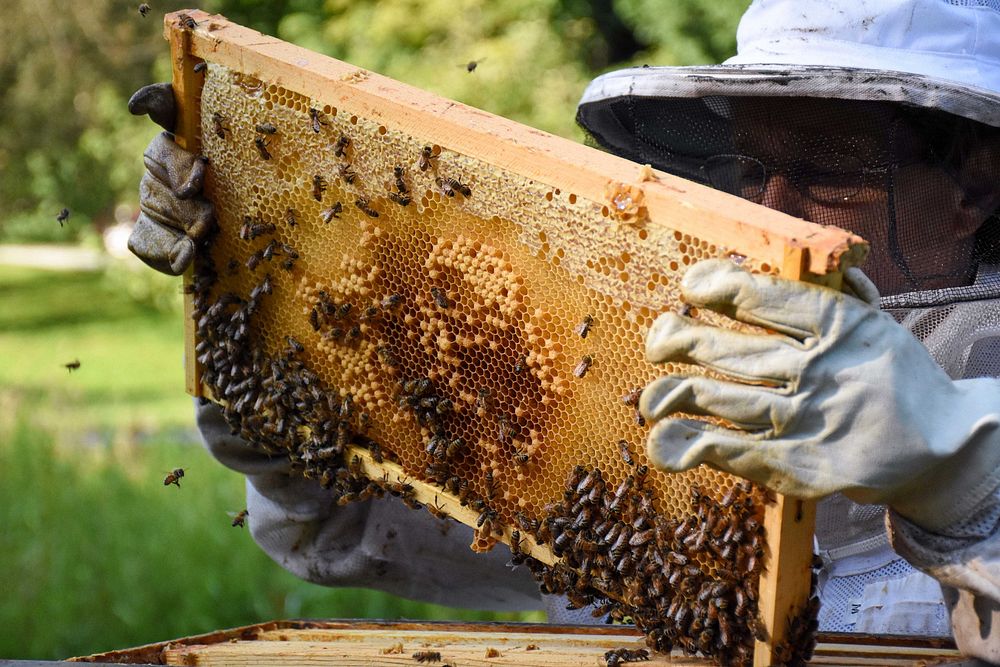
[{"xmin": 164, "ymin": 11, "xmax": 867, "ymax": 666}]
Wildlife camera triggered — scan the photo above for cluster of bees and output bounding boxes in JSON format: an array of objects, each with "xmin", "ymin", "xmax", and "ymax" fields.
[{"xmin": 506, "ymin": 458, "xmax": 818, "ymax": 666}]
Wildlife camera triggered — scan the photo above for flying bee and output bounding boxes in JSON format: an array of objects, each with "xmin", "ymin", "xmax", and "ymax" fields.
[
  {"xmin": 334, "ymin": 134, "xmax": 351, "ymax": 158},
  {"xmin": 321, "ymin": 204, "xmax": 342, "ymax": 224},
  {"xmin": 573, "ymin": 355, "xmax": 593, "ymax": 378},
  {"xmin": 138, "ymin": 3, "xmax": 151, "ymax": 17},
  {"xmin": 255, "ymin": 122, "xmax": 278, "ymax": 135},
  {"xmin": 312, "ymin": 174, "xmax": 327, "ymax": 201},
  {"xmin": 354, "ymin": 197, "xmax": 379, "ymax": 218},
  {"xmin": 575, "ymin": 314, "xmax": 593, "ymax": 338},
  {"xmin": 338, "ymin": 163, "xmax": 357, "ymax": 184},
  {"xmin": 461, "ymin": 58, "xmax": 484, "ymax": 72},
  {"xmin": 193, "ymin": 61, "xmax": 207, "ymax": 73},
  {"xmin": 163, "ymin": 468, "xmax": 185, "ymax": 487},
  {"xmin": 430, "ymin": 287, "xmax": 451, "ymax": 309},
  {"xmin": 388, "ymin": 192, "xmax": 411, "ymax": 207},
  {"xmin": 309, "ymin": 107, "xmax": 327, "ymax": 133},
  {"xmin": 211, "ymin": 112, "xmax": 229, "ymax": 139},
  {"xmin": 418, "ymin": 145, "xmax": 439, "ymax": 171},
  {"xmin": 229, "ymin": 509, "xmax": 248, "ymax": 528},
  {"xmin": 253, "ymin": 136, "xmax": 272, "ymax": 160},
  {"xmin": 63, "ymin": 359, "xmax": 81, "ymax": 372},
  {"xmin": 411, "ymin": 652, "xmax": 441, "ymax": 664}
]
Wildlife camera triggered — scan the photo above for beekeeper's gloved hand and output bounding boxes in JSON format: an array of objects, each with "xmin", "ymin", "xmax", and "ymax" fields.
[
  {"xmin": 127, "ymin": 83, "xmax": 214, "ymax": 275},
  {"xmin": 640, "ymin": 258, "xmax": 1000, "ymax": 532}
]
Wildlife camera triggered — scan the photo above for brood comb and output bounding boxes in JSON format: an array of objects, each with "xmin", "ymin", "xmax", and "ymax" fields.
[{"xmin": 164, "ymin": 11, "xmax": 866, "ymax": 666}]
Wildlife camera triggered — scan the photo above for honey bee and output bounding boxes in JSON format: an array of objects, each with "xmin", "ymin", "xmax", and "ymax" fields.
[
  {"xmin": 138, "ymin": 3, "xmax": 151, "ymax": 17},
  {"xmin": 476, "ymin": 388, "xmax": 493, "ymax": 414},
  {"xmin": 514, "ymin": 355, "xmax": 527, "ymax": 374},
  {"xmin": 230, "ymin": 509, "xmax": 249, "ymax": 527},
  {"xmin": 573, "ymin": 355, "xmax": 593, "ymax": 378},
  {"xmin": 209, "ymin": 113, "xmax": 231, "ymax": 141},
  {"xmin": 245, "ymin": 251, "xmax": 262, "ymax": 271},
  {"xmin": 618, "ymin": 439, "xmax": 634, "ymax": 466},
  {"xmin": 436, "ymin": 177, "xmax": 471, "ymax": 198},
  {"xmin": 193, "ymin": 61, "xmax": 207, "ymax": 73},
  {"xmin": 177, "ymin": 13, "xmax": 197, "ymax": 29},
  {"xmin": 381, "ymin": 293, "xmax": 403, "ymax": 311},
  {"xmin": 284, "ymin": 208, "xmax": 297, "ymax": 227},
  {"xmin": 163, "ymin": 468, "xmax": 185, "ymax": 487},
  {"xmin": 411, "ymin": 651, "xmax": 441, "ymax": 663},
  {"xmin": 622, "ymin": 387, "xmax": 642, "ymax": 407},
  {"xmin": 430, "ymin": 287, "xmax": 451, "ymax": 309},
  {"xmin": 370, "ymin": 442, "xmax": 384, "ymax": 464},
  {"xmin": 253, "ymin": 136, "xmax": 272, "ymax": 160},
  {"xmin": 312, "ymin": 174, "xmax": 327, "ymax": 201},
  {"xmin": 255, "ymin": 122, "xmax": 278, "ymax": 135},
  {"xmin": 575, "ymin": 314, "xmax": 593, "ymax": 338},
  {"xmin": 334, "ymin": 134, "xmax": 351, "ymax": 158},
  {"xmin": 388, "ymin": 192, "xmax": 411, "ymax": 207},
  {"xmin": 239, "ymin": 218, "xmax": 276, "ymax": 240},
  {"xmin": 309, "ymin": 107, "xmax": 327, "ymax": 133},
  {"xmin": 418, "ymin": 145, "xmax": 438, "ymax": 171},
  {"xmin": 321, "ymin": 204, "xmax": 342, "ymax": 224},
  {"xmin": 484, "ymin": 647, "xmax": 502, "ymax": 658},
  {"xmin": 286, "ymin": 336, "xmax": 304, "ymax": 354},
  {"xmin": 512, "ymin": 448, "xmax": 530, "ymax": 465},
  {"xmin": 338, "ymin": 163, "xmax": 357, "ymax": 184},
  {"xmin": 353, "ymin": 197, "xmax": 377, "ymax": 218},
  {"xmin": 376, "ymin": 345, "xmax": 398, "ymax": 368},
  {"xmin": 392, "ymin": 166, "xmax": 409, "ymax": 194},
  {"xmin": 63, "ymin": 359, "xmax": 81, "ymax": 372}
]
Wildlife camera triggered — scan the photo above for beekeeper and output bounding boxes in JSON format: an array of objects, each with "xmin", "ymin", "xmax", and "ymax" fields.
[{"xmin": 129, "ymin": 0, "xmax": 1000, "ymax": 661}]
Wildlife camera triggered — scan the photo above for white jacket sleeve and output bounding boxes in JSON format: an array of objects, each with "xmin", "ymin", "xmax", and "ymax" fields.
[
  {"xmin": 888, "ymin": 481, "xmax": 1000, "ymax": 663},
  {"xmin": 195, "ymin": 399, "xmax": 543, "ymax": 611}
]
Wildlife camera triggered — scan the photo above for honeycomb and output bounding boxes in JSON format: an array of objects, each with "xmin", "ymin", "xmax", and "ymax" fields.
[
  {"xmin": 173, "ymin": 14, "xmax": 847, "ymax": 664},
  {"xmin": 198, "ymin": 62, "xmax": 769, "ymax": 541}
]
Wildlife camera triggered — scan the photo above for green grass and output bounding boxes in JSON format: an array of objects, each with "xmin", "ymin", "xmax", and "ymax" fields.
[{"xmin": 0, "ymin": 264, "xmax": 542, "ymax": 660}]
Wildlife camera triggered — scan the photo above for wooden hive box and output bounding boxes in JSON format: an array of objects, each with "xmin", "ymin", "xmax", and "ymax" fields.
[
  {"xmin": 72, "ymin": 620, "xmax": 963, "ymax": 666},
  {"xmin": 164, "ymin": 10, "xmax": 867, "ymax": 666}
]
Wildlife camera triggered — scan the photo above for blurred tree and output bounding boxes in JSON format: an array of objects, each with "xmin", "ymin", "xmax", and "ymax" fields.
[{"xmin": 0, "ymin": 0, "xmax": 750, "ymax": 243}]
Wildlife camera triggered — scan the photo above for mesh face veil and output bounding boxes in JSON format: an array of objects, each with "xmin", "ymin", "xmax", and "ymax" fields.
[{"xmin": 577, "ymin": 95, "xmax": 1000, "ymax": 298}]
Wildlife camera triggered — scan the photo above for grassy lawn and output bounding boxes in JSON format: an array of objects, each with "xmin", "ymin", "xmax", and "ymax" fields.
[{"xmin": 0, "ymin": 264, "xmax": 542, "ymax": 660}]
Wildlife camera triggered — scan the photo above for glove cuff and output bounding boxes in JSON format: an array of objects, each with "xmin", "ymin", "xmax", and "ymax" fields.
[{"xmin": 889, "ymin": 378, "xmax": 1000, "ymax": 532}]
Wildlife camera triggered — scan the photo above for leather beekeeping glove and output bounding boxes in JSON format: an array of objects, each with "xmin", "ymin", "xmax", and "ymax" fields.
[
  {"xmin": 127, "ymin": 83, "xmax": 214, "ymax": 275},
  {"xmin": 640, "ymin": 258, "xmax": 1000, "ymax": 532}
]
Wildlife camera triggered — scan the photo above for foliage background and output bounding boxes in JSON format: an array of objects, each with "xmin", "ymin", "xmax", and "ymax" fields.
[{"xmin": 0, "ymin": 0, "xmax": 748, "ymax": 659}]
